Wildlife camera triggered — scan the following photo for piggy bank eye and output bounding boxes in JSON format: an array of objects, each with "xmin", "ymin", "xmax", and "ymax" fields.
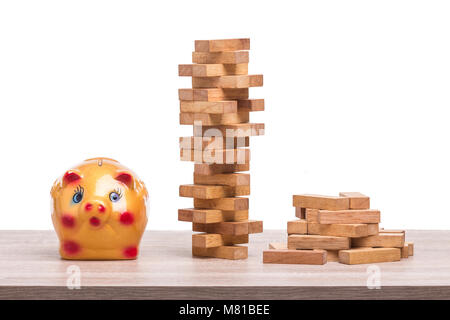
[
  {"xmin": 109, "ymin": 190, "xmax": 122, "ymax": 202},
  {"xmin": 72, "ymin": 186, "xmax": 84, "ymax": 204}
]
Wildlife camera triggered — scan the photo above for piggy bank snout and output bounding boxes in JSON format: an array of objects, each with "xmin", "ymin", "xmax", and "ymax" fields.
[
  {"xmin": 81, "ymin": 199, "xmax": 110, "ymax": 227},
  {"xmin": 83, "ymin": 200, "xmax": 107, "ymax": 214}
]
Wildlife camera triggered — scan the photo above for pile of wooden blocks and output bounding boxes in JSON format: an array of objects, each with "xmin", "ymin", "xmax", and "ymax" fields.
[
  {"xmin": 264, "ymin": 193, "xmax": 414, "ymax": 265},
  {"xmin": 178, "ymin": 38, "xmax": 264, "ymax": 260}
]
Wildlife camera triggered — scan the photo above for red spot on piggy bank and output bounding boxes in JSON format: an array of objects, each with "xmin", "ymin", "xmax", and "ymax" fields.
[{"xmin": 51, "ymin": 158, "xmax": 148, "ymax": 260}]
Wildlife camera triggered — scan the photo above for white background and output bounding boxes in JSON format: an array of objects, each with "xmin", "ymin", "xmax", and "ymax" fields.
[{"xmin": 1, "ymin": 0, "xmax": 449, "ymax": 231}]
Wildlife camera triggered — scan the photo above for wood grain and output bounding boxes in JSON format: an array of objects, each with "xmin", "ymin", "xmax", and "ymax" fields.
[
  {"xmin": 288, "ymin": 235, "xmax": 351, "ymax": 250},
  {"xmin": 192, "ymin": 75, "xmax": 263, "ymax": 89},
  {"xmin": 194, "ymin": 197, "xmax": 249, "ymax": 211},
  {"xmin": 193, "ymin": 220, "xmax": 263, "ymax": 235},
  {"xmin": 192, "ymin": 245, "xmax": 248, "ymax": 260},
  {"xmin": 339, "ymin": 192, "xmax": 370, "ymax": 209},
  {"xmin": 192, "ymin": 51, "xmax": 249, "ymax": 64},
  {"xmin": 237, "ymin": 99, "xmax": 265, "ymax": 112},
  {"xmin": 192, "ymin": 233, "xmax": 249, "ymax": 248},
  {"xmin": 180, "ymin": 112, "xmax": 249, "ymax": 125},
  {"xmin": 194, "ymin": 173, "xmax": 250, "ymax": 187},
  {"xmin": 318, "ymin": 209, "xmax": 381, "ymax": 224},
  {"xmin": 195, "ymin": 38, "xmax": 250, "ymax": 52},
  {"xmin": 287, "ymin": 220, "xmax": 307, "ymax": 235},
  {"xmin": 263, "ymin": 249, "xmax": 326, "ymax": 265},
  {"xmin": 317, "ymin": 223, "xmax": 370, "ymax": 238},
  {"xmin": 178, "ymin": 208, "xmax": 248, "ymax": 223},
  {"xmin": 380, "ymin": 229, "xmax": 406, "ymax": 234},
  {"xmin": 179, "ymin": 63, "xmax": 248, "ymax": 77},
  {"xmin": 339, "ymin": 248, "xmax": 401, "ymax": 265},
  {"xmin": 180, "ymin": 100, "xmax": 238, "ymax": 114},
  {"xmin": 352, "ymin": 233, "xmax": 405, "ymax": 248},
  {"xmin": 293, "ymin": 194, "xmax": 349, "ymax": 210},
  {"xmin": 194, "ymin": 163, "xmax": 250, "ymax": 175},
  {"xmin": 179, "ymin": 184, "xmax": 250, "ymax": 199},
  {"xmin": 179, "ymin": 88, "xmax": 249, "ymax": 101},
  {"xmin": 307, "ymin": 222, "xmax": 321, "ymax": 235},
  {"xmin": 306, "ymin": 209, "xmax": 319, "ymax": 223}
]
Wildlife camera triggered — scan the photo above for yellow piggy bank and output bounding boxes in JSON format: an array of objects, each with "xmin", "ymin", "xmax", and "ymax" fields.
[{"xmin": 51, "ymin": 158, "xmax": 148, "ymax": 260}]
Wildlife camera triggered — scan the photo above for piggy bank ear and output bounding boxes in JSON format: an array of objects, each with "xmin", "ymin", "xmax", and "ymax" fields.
[
  {"xmin": 115, "ymin": 172, "xmax": 134, "ymax": 189},
  {"xmin": 63, "ymin": 171, "xmax": 82, "ymax": 186}
]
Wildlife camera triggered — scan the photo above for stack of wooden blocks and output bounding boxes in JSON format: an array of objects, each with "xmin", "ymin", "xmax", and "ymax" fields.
[
  {"xmin": 264, "ymin": 193, "xmax": 414, "ymax": 265},
  {"xmin": 178, "ymin": 38, "xmax": 264, "ymax": 260}
]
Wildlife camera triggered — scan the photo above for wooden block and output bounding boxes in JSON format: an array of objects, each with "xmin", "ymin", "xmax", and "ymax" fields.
[
  {"xmin": 195, "ymin": 38, "xmax": 250, "ymax": 52},
  {"xmin": 326, "ymin": 250, "xmax": 339, "ymax": 262},
  {"xmin": 194, "ymin": 173, "xmax": 250, "ymax": 187},
  {"xmin": 192, "ymin": 245, "xmax": 248, "ymax": 260},
  {"xmin": 179, "ymin": 63, "xmax": 248, "ymax": 77},
  {"xmin": 194, "ymin": 197, "xmax": 249, "ymax": 211},
  {"xmin": 194, "ymin": 163, "xmax": 250, "ymax": 175},
  {"xmin": 339, "ymin": 248, "xmax": 401, "ymax": 265},
  {"xmin": 178, "ymin": 208, "xmax": 219, "ymax": 223},
  {"xmin": 180, "ymin": 148, "xmax": 250, "ymax": 164},
  {"xmin": 179, "ymin": 88, "xmax": 249, "ymax": 101},
  {"xmin": 178, "ymin": 208, "xmax": 248, "ymax": 223},
  {"xmin": 180, "ymin": 100, "xmax": 238, "ymax": 114},
  {"xmin": 352, "ymin": 233, "xmax": 405, "ymax": 248},
  {"xmin": 307, "ymin": 222, "xmax": 321, "ymax": 235},
  {"xmin": 193, "ymin": 220, "xmax": 262, "ymax": 235},
  {"xmin": 221, "ymin": 210, "xmax": 249, "ymax": 222},
  {"xmin": 194, "ymin": 123, "xmax": 265, "ymax": 137},
  {"xmin": 401, "ymin": 245, "xmax": 409, "ymax": 258},
  {"xmin": 179, "ymin": 184, "xmax": 250, "ymax": 199},
  {"xmin": 288, "ymin": 235, "xmax": 351, "ymax": 250},
  {"xmin": 178, "ymin": 208, "xmax": 196, "ymax": 222},
  {"xmin": 192, "ymin": 51, "xmax": 249, "ymax": 64},
  {"xmin": 305, "ymin": 209, "xmax": 319, "ymax": 223},
  {"xmin": 268, "ymin": 243, "xmax": 287, "ymax": 250},
  {"xmin": 237, "ymin": 99, "xmax": 265, "ymax": 112},
  {"xmin": 263, "ymin": 249, "xmax": 326, "ymax": 265},
  {"xmin": 287, "ymin": 219, "xmax": 307, "ymax": 235},
  {"xmin": 406, "ymin": 242, "xmax": 414, "ymax": 256},
  {"xmin": 317, "ymin": 223, "xmax": 374, "ymax": 238},
  {"xmin": 293, "ymin": 195, "xmax": 349, "ymax": 210},
  {"xmin": 248, "ymin": 220, "xmax": 263, "ymax": 234},
  {"xmin": 339, "ymin": 192, "xmax": 370, "ymax": 209},
  {"xmin": 367, "ymin": 223, "xmax": 379, "ymax": 236},
  {"xmin": 379, "ymin": 228, "xmax": 405, "ymax": 234},
  {"xmin": 318, "ymin": 224, "xmax": 370, "ymax": 238},
  {"xmin": 180, "ymin": 112, "xmax": 249, "ymax": 125},
  {"xmin": 192, "ymin": 75, "xmax": 263, "ymax": 89},
  {"xmin": 318, "ymin": 209, "xmax": 381, "ymax": 224},
  {"xmin": 192, "ymin": 233, "xmax": 248, "ymax": 248},
  {"xmin": 180, "ymin": 136, "xmax": 250, "ymax": 150},
  {"xmin": 295, "ymin": 207, "xmax": 306, "ymax": 219}
]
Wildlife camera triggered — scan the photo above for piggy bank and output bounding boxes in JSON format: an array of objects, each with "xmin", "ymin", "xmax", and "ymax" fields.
[{"xmin": 51, "ymin": 158, "xmax": 148, "ymax": 260}]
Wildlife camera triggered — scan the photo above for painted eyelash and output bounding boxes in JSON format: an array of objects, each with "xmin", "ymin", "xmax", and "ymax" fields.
[
  {"xmin": 74, "ymin": 185, "xmax": 84, "ymax": 194},
  {"xmin": 114, "ymin": 188, "xmax": 123, "ymax": 198}
]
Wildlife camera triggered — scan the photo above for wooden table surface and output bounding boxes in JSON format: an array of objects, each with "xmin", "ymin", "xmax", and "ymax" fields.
[{"xmin": 0, "ymin": 230, "xmax": 449, "ymax": 300}]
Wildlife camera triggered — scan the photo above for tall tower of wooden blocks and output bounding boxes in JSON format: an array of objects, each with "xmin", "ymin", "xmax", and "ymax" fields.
[{"xmin": 178, "ymin": 38, "xmax": 264, "ymax": 260}]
